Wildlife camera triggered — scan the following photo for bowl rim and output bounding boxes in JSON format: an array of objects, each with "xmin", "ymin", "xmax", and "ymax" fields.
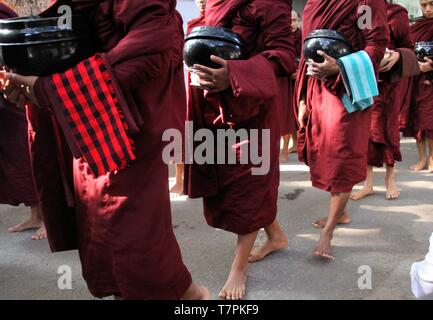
[
  {"xmin": 0, "ymin": 14, "xmax": 83, "ymax": 24},
  {"xmin": 415, "ymin": 41, "xmax": 433, "ymax": 46},
  {"xmin": 185, "ymin": 26, "xmax": 246, "ymax": 48},
  {"xmin": 304, "ymin": 29, "xmax": 352, "ymax": 46},
  {"xmin": 0, "ymin": 37, "xmax": 80, "ymax": 46}
]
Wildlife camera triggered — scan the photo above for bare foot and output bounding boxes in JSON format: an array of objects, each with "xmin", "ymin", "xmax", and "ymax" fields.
[
  {"xmin": 170, "ymin": 182, "xmax": 184, "ymax": 197},
  {"xmin": 279, "ymin": 149, "xmax": 289, "ymax": 163},
  {"xmin": 182, "ymin": 282, "xmax": 211, "ymax": 300},
  {"xmin": 248, "ymin": 236, "xmax": 288, "ymax": 263},
  {"xmin": 314, "ymin": 232, "xmax": 334, "ymax": 260},
  {"xmin": 350, "ymin": 186, "xmax": 374, "ymax": 201},
  {"xmin": 8, "ymin": 218, "xmax": 42, "ymax": 233},
  {"xmin": 218, "ymin": 268, "xmax": 247, "ymax": 300},
  {"xmin": 31, "ymin": 224, "xmax": 47, "ymax": 240},
  {"xmin": 287, "ymin": 146, "xmax": 297, "ymax": 154},
  {"xmin": 410, "ymin": 160, "xmax": 427, "ymax": 171},
  {"xmin": 385, "ymin": 175, "xmax": 400, "ymax": 200},
  {"xmin": 312, "ymin": 212, "xmax": 351, "ymax": 229},
  {"xmin": 429, "ymin": 157, "xmax": 433, "ymax": 173}
]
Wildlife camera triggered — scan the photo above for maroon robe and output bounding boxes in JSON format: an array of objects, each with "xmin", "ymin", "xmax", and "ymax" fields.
[
  {"xmin": 281, "ymin": 27, "xmax": 301, "ymax": 136},
  {"xmin": 29, "ymin": 0, "xmax": 191, "ymax": 300},
  {"xmin": 368, "ymin": 4, "xmax": 414, "ymax": 167},
  {"xmin": 281, "ymin": 28, "xmax": 302, "ymax": 135},
  {"xmin": 408, "ymin": 17, "xmax": 433, "ymax": 140},
  {"xmin": 294, "ymin": 28, "xmax": 302, "ymax": 58},
  {"xmin": 185, "ymin": 0, "xmax": 296, "ymax": 235},
  {"xmin": 187, "ymin": 14, "xmax": 206, "ymax": 32},
  {"xmin": 295, "ymin": 0, "xmax": 389, "ymax": 193},
  {"xmin": 0, "ymin": 3, "xmax": 38, "ymax": 207}
]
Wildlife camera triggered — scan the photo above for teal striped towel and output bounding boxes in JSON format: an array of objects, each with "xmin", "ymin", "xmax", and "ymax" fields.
[{"xmin": 337, "ymin": 50, "xmax": 379, "ymax": 113}]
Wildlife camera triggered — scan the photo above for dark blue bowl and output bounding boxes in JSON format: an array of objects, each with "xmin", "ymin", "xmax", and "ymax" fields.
[
  {"xmin": 303, "ymin": 29, "xmax": 352, "ymax": 63},
  {"xmin": 0, "ymin": 14, "xmax": 96, "ymax": 76},
  {"xmin": 415, "ymin": 41, "xmax": 433, "ymax": 62},
  {"xmin": 184, "ymin": 26, "xmax": 246, "ymax": 69}
]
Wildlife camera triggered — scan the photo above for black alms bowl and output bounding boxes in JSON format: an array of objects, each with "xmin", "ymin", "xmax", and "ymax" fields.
[
  {"xmin": 184, "ymin": 26, "xmax": 246, "ymax": 68},
  {"xmin": 415, "ymin": 42, "xmax": 433, "ymax": 62},
  {"xmin": 0, "ymin": 14, "xmax": 96, "ymax": 76},
  {"xmin": 303, "ymin": 29, "xmax": 352, "ymax": 63}
]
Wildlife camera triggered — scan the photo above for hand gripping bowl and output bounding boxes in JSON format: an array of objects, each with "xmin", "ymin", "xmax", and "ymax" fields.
[
  {"xmin": 183, "ymin": 26, "xmax": 246, "ymax": 69},
  {"xmin": 303, "ymin": 29, "xmax": 352, "ymax": 63},
  {"xmin": 0, "ymin": 14, "xmax": 96, "ymax": 76},
  {"xmin": 415, "ymin": 41, "xmax": 433, "ymax": 62}
]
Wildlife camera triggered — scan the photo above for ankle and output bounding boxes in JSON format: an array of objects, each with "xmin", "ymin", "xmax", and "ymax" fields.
[
  {"xmin": 321, "ymin": 229, "xmax": 334, "ymax": 239},
  {"xmin": 231, "ymin": 263, "xmax": 248, "ymax": 274},
  {"xmin": 268, "ymin": 232, "xmax": 287, "ymax": 243},
  {"xmin": 183, "ymin": 282, "xmax": 202, "ymax": 300}
]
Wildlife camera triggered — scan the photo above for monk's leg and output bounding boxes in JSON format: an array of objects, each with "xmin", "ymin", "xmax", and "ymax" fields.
[
  {"xmin": 219, "ymin": 231, "xmax": 258, "ymax": 300},
  {"xmin": 314, "ymin": 192, "xmax": 350, "ymax": 260},
  {"xmin": 385, "ymin": 165, "xmax": 400, "ymax": 200},
  {"xmin": 8, "ymin": 205, "xmax": 43, "ymax": 234},
  {"xmin": 182, "ymin": 282, "xmax": 211, "ymax": 300},
  {"xmin": 312, "ymin": 207, "xmax": 351, "ymax": 229},
  {"xmin": 170, "ymin": 163, "xmax": 184, "ymax": 196},
  {"xmin": 410, "ymin": 138, "xmax": 427, "ymax": 171},
  {"xmin": 248, "ymin": 219, "xmax": 288, "ymax": 263},
  {"xmin": 279, "ymin": 135, "xmax": 290, "ymax": 162},
  {"xmin": 350, "ymin": 165, "xmax": 374, "ymax": 201},
  {"xmin": 31, "ymin": 206, "xmax": 47, "ymax": 240},
  {"xmin": 113, "ymin": 282, "xmax": 210, "ymax": 301},
  {"xmin": 428, "ymin": 139, "xmax": 433, "ymax": 173},
  {"xmin": 288, "ymin": 132, "xmax": 298, "ymax": 154}
]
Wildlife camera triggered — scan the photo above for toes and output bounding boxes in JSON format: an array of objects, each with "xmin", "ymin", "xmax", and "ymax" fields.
[
  {"xmin": 314, "ymin": 250, "xmax": 334, "ymax": 260},
  {"xmin": 321, "ymin": 252, "xmax": 335, "ymax": 260},
  {"xmin": 386, "ymin": 192, "xmax": 400, "ymax": 200},
  {"xmin": 218, "ymin": 289, "xmax": 226, "ymax": 299},
  {"xmin": 312, "ymin": 221, "xmax": 325, "ymax": 229},
  {"xmin": 248, "ymin": 255, "xmax": 261, "ymax": 263}
]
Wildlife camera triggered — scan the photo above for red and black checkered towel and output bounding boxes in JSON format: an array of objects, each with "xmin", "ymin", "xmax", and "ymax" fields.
[{"xmin": 48, "ymin": 54, "xmax": 136, "ymax": 177}]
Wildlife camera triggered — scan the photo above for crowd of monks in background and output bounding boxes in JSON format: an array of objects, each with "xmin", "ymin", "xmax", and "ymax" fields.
[{"xmin": 0, "ymin": 0, "xmax": 432, "ymax": 301}]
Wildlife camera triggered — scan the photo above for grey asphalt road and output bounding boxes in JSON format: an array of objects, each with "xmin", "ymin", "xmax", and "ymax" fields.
[{"xmin": 1, "ymin": 137, "xmax": 432, "ymax": 300}]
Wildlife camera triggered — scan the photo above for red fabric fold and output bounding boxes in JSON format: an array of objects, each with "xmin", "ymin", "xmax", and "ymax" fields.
[{"xmin": 47, "ymin": 54, "xmax": 136, "ymax": 177}]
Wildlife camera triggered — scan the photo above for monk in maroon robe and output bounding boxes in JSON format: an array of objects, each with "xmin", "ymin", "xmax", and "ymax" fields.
[
  {"xmin": 295, "ymin": 0, "xmax": 389, "ymax": 259},
  {"xmin": 189, "ymin": 0, "xmax": 207, "ymax": 29},
  {"xmin": 170, "ymin": 0, "xmax": 208, "ymax": 197},
  {"xmin": 351, "ymin": 2, "xmax": 417, "ymax": 201},
  {"xmin": 1, "ymin": 0, "xmax": 208, "ymax": 300},
  {"xmin": 408, "ymin": 0, "xmax": 433, "ymax": 173},
  {"xmin": 185, "ymin": 0, "xmax": 296, "ymax": 299},
  {"xmin": 280, "ymin": 10, "xmax": 302, "ymax": 162},
  {"xmin": 0, "ymin": 2, "xmax": 43, "ymax": 240}
]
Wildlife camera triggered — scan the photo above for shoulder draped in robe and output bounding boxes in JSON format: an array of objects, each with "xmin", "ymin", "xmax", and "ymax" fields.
[
  {"xmin": 407, "ymin": 17, "xmax": 433, "ymax": 140},
  {"xmin": 29, "ymin": 0, "xmax": 192, "ymax": 300},
  {"xmin": 185, "ymin": 0, "xmax": 296, "ymax": 235},
  {"xmin": 368, "ymin": 3, "xmax": 414, "ymax": 167},
  {"xmin": 295, "ymin": 0, "xmax": 389, "ymax": 193}
]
